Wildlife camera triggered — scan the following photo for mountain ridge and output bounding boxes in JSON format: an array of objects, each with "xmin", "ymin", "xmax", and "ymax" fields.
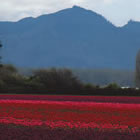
[
  {"xmin": 0, "ymin": 6, "xmax": 140, "ymax": 70},
  {"xmin": 3, "ymin": 6, "xmax": 135, "ymax": 27}
]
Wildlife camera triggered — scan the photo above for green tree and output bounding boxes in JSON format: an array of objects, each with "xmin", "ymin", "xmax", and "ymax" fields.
[
  {"xmin": 0, "ymin": 41, "xmax": 2, "ymax": 67},
  {"xmin": 136, "ymin": 50, "xmax": 140, "ymax": 88},
  {"xmin": 0, "ymin": 64, "xmax": 25, "ymax": 90}
]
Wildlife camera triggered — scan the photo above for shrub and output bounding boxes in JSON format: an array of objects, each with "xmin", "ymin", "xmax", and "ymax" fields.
[
  {"xmin": 104, "ymin": 83, "xmax": 120, "ymax": 89},
  {"xmin": 84, "ymin": 83, "xmax": 96, "ymax": 89}
]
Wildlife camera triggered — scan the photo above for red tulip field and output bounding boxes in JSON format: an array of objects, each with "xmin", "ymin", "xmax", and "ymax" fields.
[{"xmin": 0, "ymin": 95, "xmax": 140, "ymax": 139}]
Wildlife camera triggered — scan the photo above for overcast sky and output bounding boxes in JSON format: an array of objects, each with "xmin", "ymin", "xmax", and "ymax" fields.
[{"xmin": 0, "ymin": 0, "xmax": 140, "ymax": 26}]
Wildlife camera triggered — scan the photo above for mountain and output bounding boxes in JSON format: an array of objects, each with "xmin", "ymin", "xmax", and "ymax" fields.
[{"xmin": 0, "ymin": 5, "xmax": 140, "ymax": 70}]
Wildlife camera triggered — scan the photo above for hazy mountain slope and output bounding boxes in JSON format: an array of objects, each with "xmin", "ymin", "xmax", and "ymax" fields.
[
  {"xmin": 0, "ymin": 6, "xmax": 140, "ymax": 69},
  {"xmin": 72, "ymin": 69, "xmax": 135, "ymax": 87}
]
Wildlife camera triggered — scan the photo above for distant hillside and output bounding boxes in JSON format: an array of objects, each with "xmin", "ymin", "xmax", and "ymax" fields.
[
  {"xmin": 18, "ymin": 67, "xmax": 135, "ymax": 87},
  {"xmin": 0, "ymin": 5, "xmax": 140, "ymax": 70},
  {"xmin": 72, "ymin": 69, "xmax": 135, "ymax": 87}
]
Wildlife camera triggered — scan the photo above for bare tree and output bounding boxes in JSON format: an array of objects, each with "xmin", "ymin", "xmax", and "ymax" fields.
[
  {"xmin": 31, "ymin": 68, "xmax": 83, "ymax": 89},
  {"xmin": 0, "ymin": 41, "xmax": 2, "ymax": 47},
  {"xmin": 0, "ymin": 41, "xmax": 2, "ymax": 67},
  {"xmin": 135, "ymin": 50, "xmax": 140, "ymax": 87}
]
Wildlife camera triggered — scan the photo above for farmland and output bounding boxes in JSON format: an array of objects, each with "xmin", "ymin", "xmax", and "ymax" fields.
[{"xmin": 0, "ymin": 95, "xmax": 140, "ymax": 139}]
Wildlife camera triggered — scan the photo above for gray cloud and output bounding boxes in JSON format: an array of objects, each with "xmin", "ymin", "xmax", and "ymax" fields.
[{"xmin": 0, "ymin": 0, "xmax": 140, "ymax": 26}]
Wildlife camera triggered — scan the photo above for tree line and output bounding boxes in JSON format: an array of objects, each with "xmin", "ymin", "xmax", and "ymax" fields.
[
  {"xmin": 0, "ymin": 40, "xmax": 140, "ymax": 96},
  {"xmin": 0, "ymin": 64, "xmax": 139, "ymax": 96}
]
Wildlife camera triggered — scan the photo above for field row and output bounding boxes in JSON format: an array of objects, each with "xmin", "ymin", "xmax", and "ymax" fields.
[
  {"xmin": 0, "ymin": 100, "xmax": 140, "ymax": 128},
  {"xmin": 0, "ymin": 96, "xmax": 140, "ymax": 139},
  {"xmin": 0, "ymin": 123, "xmax": 139, "ymax": 140},
  {"xmin": 0, "ymin": 95, "xmax": 140, "ymax": 103}
]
